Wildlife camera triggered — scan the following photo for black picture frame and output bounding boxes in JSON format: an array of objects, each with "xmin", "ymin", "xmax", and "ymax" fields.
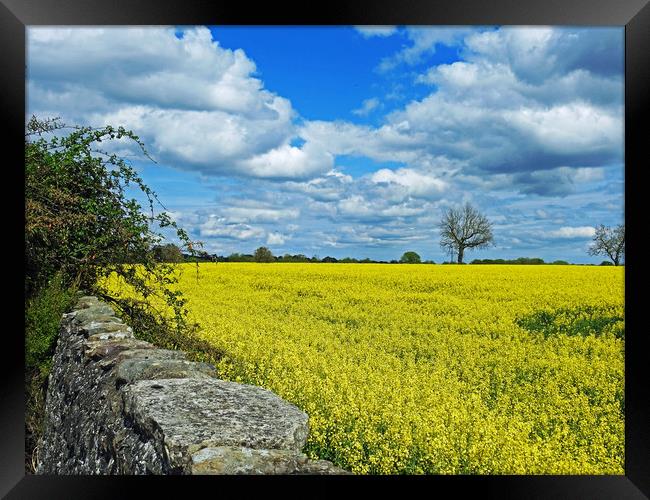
[{"xmin": 3, "ymin": 0, "xmax": 648, "ymax": 497}]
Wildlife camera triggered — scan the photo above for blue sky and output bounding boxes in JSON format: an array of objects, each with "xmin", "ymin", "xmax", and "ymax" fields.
[{"xmin": 27, "ymin": 26, "xmax": 624, "ymax": 262}]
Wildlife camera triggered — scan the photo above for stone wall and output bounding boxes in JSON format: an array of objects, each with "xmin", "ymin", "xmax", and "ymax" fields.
[{"xmin": 37, "ymin": 296, "xmax": 349, "ymax": 475}]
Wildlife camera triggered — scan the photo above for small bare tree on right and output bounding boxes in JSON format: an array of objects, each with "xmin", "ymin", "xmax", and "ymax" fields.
[{"xmin": 588, "ymin": 224, "xmax": 625, "ymax": 266}]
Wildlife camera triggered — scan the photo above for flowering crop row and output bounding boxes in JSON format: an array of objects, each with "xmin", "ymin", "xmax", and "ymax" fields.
[{"xmin": 105, "ymin": 263, "xmax": 624, "ymax": 474}]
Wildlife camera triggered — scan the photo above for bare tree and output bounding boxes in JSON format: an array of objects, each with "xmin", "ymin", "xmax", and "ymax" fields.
[
  {"xmin": 439, "ymin": 203, "xmax": 494, "ymax": 264},
  {"xmin": 588, "ymin": 224, "xmax": 625, "ymax": 266}
]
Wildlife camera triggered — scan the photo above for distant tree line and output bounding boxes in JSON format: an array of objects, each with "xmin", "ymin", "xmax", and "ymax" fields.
[
  {"xmin": 471, "ymin": 257, "xmax": 562, "ymax": 265},
  {"xmin": 214, "ymin": 248, "xmax": 438, "ymax": 264},
  {"xmin": 157, "ymin": 246, "xmax": 436, "ymax": 264},
  {"xmin": 160, "ymin": 244, "xmax": 597, "ymax": 266}
]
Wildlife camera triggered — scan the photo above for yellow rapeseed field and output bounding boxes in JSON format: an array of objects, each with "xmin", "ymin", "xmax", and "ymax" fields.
[{"xmin": 106, "ymin": 263, "xmax": 625, "ymax": 474}]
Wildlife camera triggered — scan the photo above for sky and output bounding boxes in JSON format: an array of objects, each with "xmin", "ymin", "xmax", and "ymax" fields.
[{"xmin": 26, "ymin": 26, "xmax": 624, "ymax": 263}]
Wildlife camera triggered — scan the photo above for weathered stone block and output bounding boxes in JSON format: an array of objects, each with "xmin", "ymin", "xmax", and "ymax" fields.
[
  {"xmin": 293, "ymin": 459, "xmax": 352, "ymax": 475},
  {"xmin": 81, "ymin": 321, "xmax": 130, "ymax": 337},
  {"xmin": 76, "ymin": 296, "xmax": 101, "ymax": 308},
  {"xmin": 71, "ymin": 307, "xmax": 117, "ymax": 324},
  {"xmin": 114, "ymin": 358, "xmax": 216, "ymax": 386},
  {"xmin": 88, "ymin": 331, "xmax": 134, "ymax": 342},
  {"xmin": 84, "ymin": 339, "xmax": 157, "ymax": 363},
  {"xmin": 122, "ymin": 378, "xmax": 309, "ymax": 455},
  {"xmin": 191, "ymin": 446, "xmax": 306, "ymax": 475}
]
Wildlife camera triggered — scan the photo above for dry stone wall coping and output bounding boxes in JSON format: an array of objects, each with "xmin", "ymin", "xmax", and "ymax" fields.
[{"xmin": 37, "ymin": 296, "xmax": 350, "ymax": 475}]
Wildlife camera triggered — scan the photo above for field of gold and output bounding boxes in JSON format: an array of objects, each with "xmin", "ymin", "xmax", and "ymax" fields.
[{"xmin": 108, "ymin": 263, "xmax": 625, "ymax": 474}]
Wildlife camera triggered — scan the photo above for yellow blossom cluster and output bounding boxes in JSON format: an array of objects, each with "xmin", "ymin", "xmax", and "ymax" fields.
[{"xmin": 104, "ymin": 263, "xmax": 624, "ymax": 474}]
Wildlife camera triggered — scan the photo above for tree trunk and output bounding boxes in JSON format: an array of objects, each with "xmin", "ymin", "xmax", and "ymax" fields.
[
  {"xmin": 457, "ymin": 246, "xmax": 464, "ymax": 264},
  {"xmin": 614, "ymin": 256, "xmax": 619, "ymax": 266}
]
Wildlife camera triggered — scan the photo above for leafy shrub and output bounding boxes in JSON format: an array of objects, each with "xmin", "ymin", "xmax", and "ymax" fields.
[
  {"xmin": 400, "ymin": 251, "xmax": 421, "ymax": 264},
  {"xmin": 24, "ymin": 272, "xmax": 77, "ymax": 472},
  {"xmin": 254, "ymin": 246, "xmax": 275, "ymax": 263},
  {"xmin": 25, "ymin": 272, "xmax": 77, "ymax": 373},
  {"xmin": 25, "ymin": 116, "xmax": 200, "ymax": 339},
  {"xmin": 152, "ymin": 243, "xmax": 184, "ymax": 263}
]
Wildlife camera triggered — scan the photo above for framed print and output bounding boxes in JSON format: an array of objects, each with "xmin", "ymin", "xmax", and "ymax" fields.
[{"xmin": 3, "ymin": 0, "xmax": 649, "ymax": 497}]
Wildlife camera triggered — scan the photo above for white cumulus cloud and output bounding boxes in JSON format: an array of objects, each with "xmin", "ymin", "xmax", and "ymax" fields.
[
  {"xmin": 371, "ymin": 168, "xmax": 448, "ymax": 198},
  {"xmin": 355, "ymin": 26, "xmax": 398, "ymax": 38},
  {"xmin": 266, "ymin": 232, "xmax": 288, "ymax": 245},
  {"xmin": 240, "ymin": 142, "xmax": 333, "ymax": 179},
  {"xmin": 547, "ymin": 226, "xmax": 596, "ymax": 239},
  {"xmin": 27, "ymin": 26, "xmax": 317, "ymax": 180},
  {"xmin": 352, "ymin": 98, "xmax": 381, "ymax": 116}
]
